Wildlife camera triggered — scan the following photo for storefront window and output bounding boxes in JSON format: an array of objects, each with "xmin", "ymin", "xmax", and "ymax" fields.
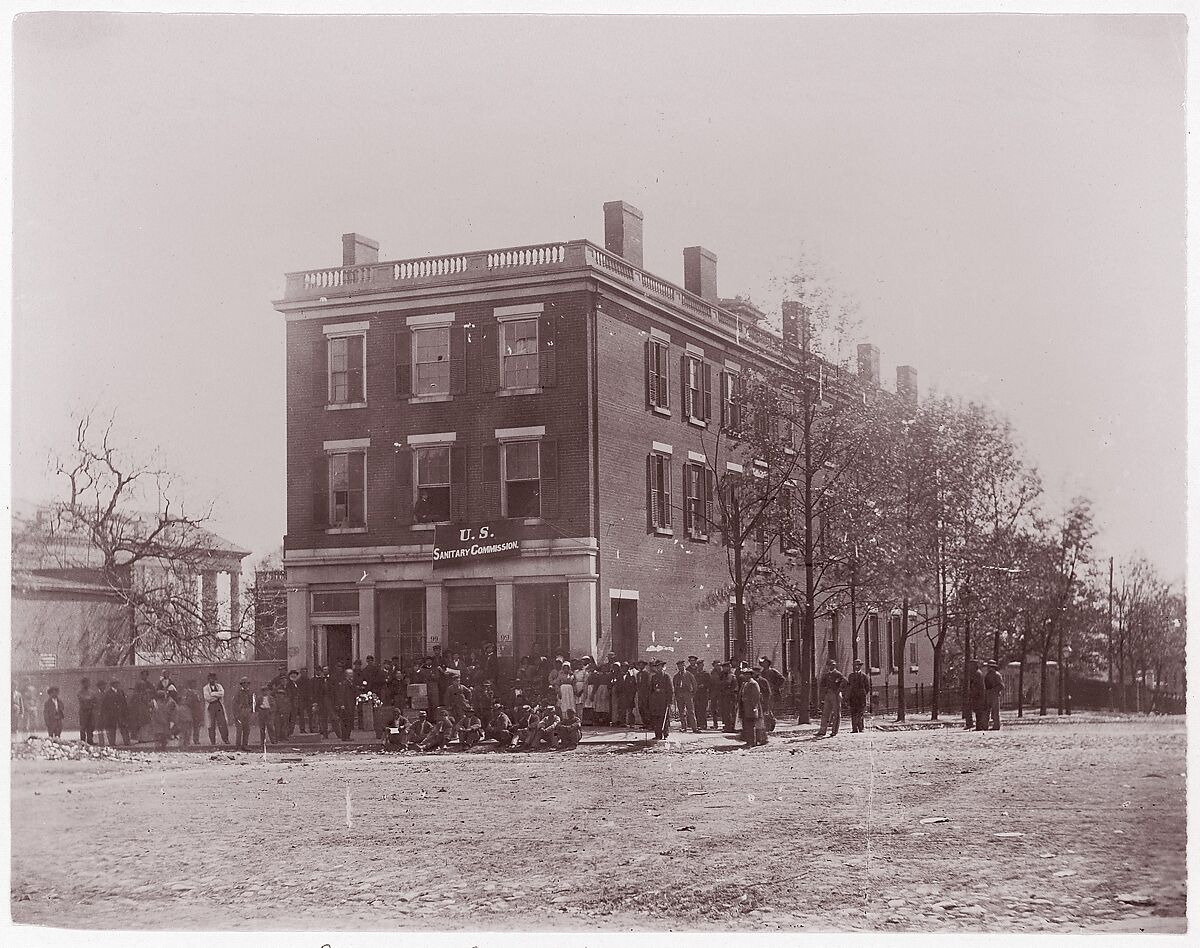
[{"xmin": 515, "ymin": 583, "xmax": 568, "ymax": 658}]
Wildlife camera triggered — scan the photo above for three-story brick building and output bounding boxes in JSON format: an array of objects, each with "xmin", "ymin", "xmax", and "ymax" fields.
[{"xmin": 275, "ymin": 202, "xmax": 934, "ymax": 695}]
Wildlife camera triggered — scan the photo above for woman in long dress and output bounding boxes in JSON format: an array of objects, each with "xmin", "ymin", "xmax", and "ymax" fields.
[{"xmin": 558, "ymin": 663, "xmax": 577, "ymax": 714}]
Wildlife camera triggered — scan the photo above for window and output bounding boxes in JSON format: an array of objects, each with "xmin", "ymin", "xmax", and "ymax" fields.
[
  {"xmin": 501, "ymin": 318, "xmax": 539, "ymax": 389},
  {"xmin": 683, "ymin": 462, "xmax": 712, "ymax": 539},
  {"xmin": 312, "ymin": 590, "xmax": 359, "ymax": 614},
  {"xmin": 504, "ymin": 441, "xmax": 541, "ymax": 518},
  {"xmin": 326, "ymin": 452, "xmax": 366, "ymax": 528},
  {"xmin": 868, "ymin": 615, "xmax": 881, "ymax": 671},
  {"xmin": 646, "ymin": 339, "xmax": 670, "ymax": 411},
  {"xmin": 648, "ymin": 452, "xmax": 672, "ymax": 530},
  {"xmin": 909, "ymin": 640, "xmax": 919, "ymax": 667},
  {"xmin": 779, "ymin": 487, "xmax": 798, "ymax": 555},
  {"xmin": 781, "ymin": 388, "xmax": 797, "ymax": 448},
  {"xmin": 412, "ymin": 327, "xmax": 450, "ymax": 396},
  {"xmin": 413, "ymin": 445, "xmax": 451, "ymax": 523},
  {"xmin": 516, "ymin": 583, "xmax": 569, "ymax": 658},
  {"xmin": 328, "ymin": 335, "xmax": 365, "ymax": 404},
  {"xmin": 721, "ymin": 370, "xmax": 741, "ymax": 428}
]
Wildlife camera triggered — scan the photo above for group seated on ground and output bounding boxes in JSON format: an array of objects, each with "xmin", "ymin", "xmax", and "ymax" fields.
[{"xmin": 381, "ymin": 702, "xmax": 583, "ymax": 753}]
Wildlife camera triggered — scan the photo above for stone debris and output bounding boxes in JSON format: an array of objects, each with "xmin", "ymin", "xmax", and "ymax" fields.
[
  {"xmin": 13, "ymin": 737, "xmax": 155, "ymax": 763},
  {"xmin": 920, "ymin": 817, "xmax": 950, "ymax": 824},
  {"xmin": 1115, "ymin": 893, "xmax": 1156, "ymax": 906},
  {"xmin": 995, "ymin": 832, "xmax": 1026, "ymax": 838}
]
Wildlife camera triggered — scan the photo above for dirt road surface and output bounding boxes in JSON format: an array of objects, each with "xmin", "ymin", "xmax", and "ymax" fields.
[{"xmin": 10, "ymin": 718, "xmax": 1186, "ymax": 932}]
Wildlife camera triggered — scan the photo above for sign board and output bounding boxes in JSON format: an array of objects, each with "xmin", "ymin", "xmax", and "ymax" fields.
[
  {"xmin": 433, "ymin": 520, "xmax": 522, "ymax": 570},
  {"xmin": 38, "ymin": 653, "xmax": 58, "ymax": 669}
]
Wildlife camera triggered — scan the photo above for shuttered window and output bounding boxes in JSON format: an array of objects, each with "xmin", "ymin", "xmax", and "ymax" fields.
[
  {"xmin": 646, "ymin": 340, "xmax": 670, "ymax": 411},
  {"xmin": 647, "ymin": 452, "xmax": 672, "ymax": 530}
]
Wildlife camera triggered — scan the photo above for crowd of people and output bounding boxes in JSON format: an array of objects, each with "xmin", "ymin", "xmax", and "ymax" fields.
[{"xmin": 11, "ymin": 648, "xmax": 933, "ymax": 753}]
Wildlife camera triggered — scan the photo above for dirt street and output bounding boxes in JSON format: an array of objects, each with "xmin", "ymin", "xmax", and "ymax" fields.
[{"xmin": 10, "ymin": 718, "xmax": 1186, "ymax": 932}]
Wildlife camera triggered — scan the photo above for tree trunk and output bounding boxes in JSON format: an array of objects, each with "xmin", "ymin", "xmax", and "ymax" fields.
[
  {"xmin": 850, "ymin": 575, "xmax": 859, "ymax": 664},
  {"xmin": 1038, "ymin": 631, "xmax": 1049, "ymax": 716},
  {"xmin": 1056, "ymin": 622, "xmax": 1065, "ymax": 715},
  {"xmin": 1017, "ymin": 616, "xmax": 1029, "ymax": 717},
  {"xmin": 732, "ymin": 541, "xmax": 747, "ymax": 663},
  {"xmin": 961, "ymin": 609, "xmax": 971, "ymax": 723},
  {"xmin": 931, "ymin": 641, "xmax": 943, "ymax": 721}
]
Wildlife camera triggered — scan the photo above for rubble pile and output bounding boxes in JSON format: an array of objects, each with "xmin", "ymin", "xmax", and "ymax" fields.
[{"xmin": 12, "ymin": 736, "xmax": 153, "ymax": 763}]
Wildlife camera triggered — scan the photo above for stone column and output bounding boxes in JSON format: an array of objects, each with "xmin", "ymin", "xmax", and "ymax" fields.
[
  {"xmin": 357, "ymin": 583, "xmax": 376, "ymax": 662},
  {"xmin": 568, "ymin": 580, "xmax": 597, "ymax": 660},
  {"xmin": 229, "ymin": 569, "xmax": 241, "ymax": 634},
  {"xmin": 495, "ymin": 582, "xmax": 515, "ymax": 680},
  {"xmin": 201, "ymin": 571, "xmax": 217, "ymax": 626},
  {"xmin": 286, "ymin": 581, "xmax": 309, "ymax": 670}
]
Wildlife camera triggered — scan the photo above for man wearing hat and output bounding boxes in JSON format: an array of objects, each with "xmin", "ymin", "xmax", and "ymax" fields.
[
  {"xmin": 43, "ymin": 686, "xmax": 65, "ymax": 739},
  {"xmin": 720, "ymin": 662, "xmax": 740, "ymax": 734},
  {"xmin": 647, "ymin": 659, "xmax": 674, "ymax": 739},
  {"xmin": 737, "ymin": 665, "xmax": 763, "ymax": 745},
  {"xmin": 486, "ymin": 702, "xmax": 515, "ymax": 748},
  {"xmin": 635, "ymin": 661, "xmax": 653, "ymax": 729},
  {"xmin": 457, "ymin": 706, "xmax": 483, "ymax": 748},
  {"xmin": 814, "ymin": 659, "xmax": 847, "ymax": 738},
  {"xmin": 846, "ymin": 660, "xmax": 871, "ymax": 733},
  {"xmin": 203, "ymin": 672, "xmax": 230, "ymax": 746},
  {"xmin": 233, "ymin": 677, "xmax": 256, "ymax": 751},
  {"xmin": 687, "ymin": 657, "xmax": 710, "ymax": 731},
  {"xmin": 673, "ymin": 660, "xmax": 698, "ymax": 733},
  {"xmin": 983, "ymin": 660, "xmax": 1005, "ymax": 731}
]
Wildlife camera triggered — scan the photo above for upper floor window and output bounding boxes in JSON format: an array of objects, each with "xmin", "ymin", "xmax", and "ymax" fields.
[
  {"xmin": 413, "ymin": 327, "xmax": 450, "ymax": 397},
  {"xmin": 683, "ymin": 355, "xmax": 712, "ymax": 423},
  {"xmin": 646, "ymin": 339, "xmax": 670, "ymax": 412},
  {"xmin": 328, "ymin": 334, "xmax": 365, "ymax": 405},
  {"xmin": 683, "ymin": 461, "xmax": 713, "ymax": 540},
  {"xmin": 414, "ymin": 445, "xmax": 451, "ymax": 523},
  {"xmin": 501, "ymin": 318, "xmax": 539, "ymax": 389},
  {"xmin": 503, "ymin": 440, "xmax": 541, "ymax": 518},
  {"xmin": 328, "ymin": 452, "xmax": 366, "ymax": 528},
  {"xmin": 720, "ymin": 370, "xmax": 741, "ymax": 429}
]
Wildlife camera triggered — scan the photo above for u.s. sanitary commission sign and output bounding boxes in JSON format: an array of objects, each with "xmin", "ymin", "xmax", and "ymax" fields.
[{"xmin": 433, "ymin": 521, "xmax": 522, "ymax": 569}]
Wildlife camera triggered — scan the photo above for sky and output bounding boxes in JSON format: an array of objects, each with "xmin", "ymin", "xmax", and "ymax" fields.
[{"xmin": 11, "ymin": 12, "xmax": 1188, "ymax": 583}]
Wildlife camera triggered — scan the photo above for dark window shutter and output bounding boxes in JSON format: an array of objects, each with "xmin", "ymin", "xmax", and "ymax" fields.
[
  {"xmin": 645, "ymin": 340, "xmax": 656, "ymax": 408},
  {"xmin": 449, "ymin": 326, "xmax": 467, "ymax": 396},
  {"xmin": 539, "ymin": 439, "xmax": 558, "ymax": 519},
  {"xmin": 681, "ymin": 354, "xmax": 690, "ymax": 417},
  {"xmin": 719, "ymin": 371, "xmax": 727, "ymax": 426},
  {"xmin": 646, "ymin": 454, "xmax": 656, "ymax": 530},
  {"xmin": 663, "ymin": 458, "xmax": 672, "ymax": 528},
  {"xmin": 482, "ymin": 443, "xmax": 502, "ymax": 518},
  {"xmin": 481, "ymin": 326, "xmax": 500, "ymax": 392},
  {"xmin": 732, "ymin": 375, "xmax": 743, "ymax": 429},
  {"xmin": 450, "ymin": 445, "xmax": 468, "ymax": 522},
  {"xmin": 682, "ymin": 463, "xmax": 693, "ymax": 535},
  {"xmin": 539, "ymin": 314, "xmax": 557, "ymax": 388},
  {"xmin": 315, "ymin": 337, "xmax": 328, "ymax": 407},
  {"xmin": 394, "ymin": 449, "xmax": 413, "ymax": 526},
  {"xmin": 702, "ymin": 362, "xmax": 712, "ymax": 421},
  {"xmin": 312, "ymin": 454, "xmax": 328, "ymax": 528},
  {"xmin": 394, "ymin": 331, "xmax": 412, "ymax": 398}
]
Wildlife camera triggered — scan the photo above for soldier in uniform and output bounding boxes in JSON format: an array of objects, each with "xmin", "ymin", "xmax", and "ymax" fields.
[
  {"xmin": 457, "ymin": 707, "xmax": 483, "ymax": 748},
  {"xmin": 486, "ymin": 702, "xmax": 515, "ymax": 748},
  {"xmin": 673, "ymin": 660, "xmax": 698, "ymax": 733}
]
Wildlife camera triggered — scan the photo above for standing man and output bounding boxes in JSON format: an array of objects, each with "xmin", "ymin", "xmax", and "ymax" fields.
[
  {"xmin": 332, "ymin": 667, "xmax": 358, "ymax": 741},
  {"xmin": 635, "ymin": 660, "xmax": 652, "ymax": 730},
  {"xmin": 179, "ymin": 680, "xmax": 203, "ymax": 745},
  {"xmin": 283, "ymin": 670, "xmax": 302, "ymax": 737},
  {"xmin": 203, "ymin": 673, "xmax": 230, "ymax": 745},
  {"xmin": 759, "ymin": 657, "xmax": 786, "ymax": 723},
  {"xmin": 647, "ymin": 660, "xmax": 674, "ymax": 740},
  {"xmin": 814, "ymin": 659, "xmax": 847, "ymax": 738},
  {"xmin": 966, "ymin": 660, "xmax": 987, "ymax": 732},
  {"xmin": 43, "ymin": 686, "xmax": 65, "ymax": 738},
  {"xmin": 77, "ymin": 677, "xmax": 97, "ymax": 744},
  {"xmin": 310, "ymin": 665, "xmax": 330, "ymax": 739},
  {"xmin": 109, "ymin": 678, "xmax": 131, "ymax": 745},
  {"xmin": 846, "ymin": 659, "xmax": 872, "ymax": 733},
  {"xmin": 737, "ymin": 666, "xmax": 763, "ymax": 746},
  {"xmin": 984, "ymin": 660, "xmax": 1005, "ymax": 731},
  {"xmin": 722, "ymin": 662, "xmax": 740, "ymax": 734},
  {"xmin": 751, "ymin": 667, "xmax": 772, "ymax": 742},
  {"xmin": 672, "ymin": 660, "xmax": 698, "ymax": 733},
  {"xmin": 233, "ymin": 677, "xmax": 256, "ymax": 751}
]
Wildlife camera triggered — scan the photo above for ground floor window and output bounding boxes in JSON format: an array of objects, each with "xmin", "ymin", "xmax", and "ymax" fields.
[
  {"xmin": 515, "ymin": 583, "xmax": 568, "ymax": 658},
  {"xmin": 377, "ymin": 589, "xmax": 426, "ymax": 667}
]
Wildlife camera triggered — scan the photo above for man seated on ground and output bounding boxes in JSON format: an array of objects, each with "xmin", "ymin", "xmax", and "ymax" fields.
[
  {"xmin": 408, "ymin": 710, "xmax": 433, "ymax": 750},
  {"xmin": 534, "ymin": 705, "xmax": 561, "ymax": 748},
  {"xmin": 486, "ymin": 702, "xmax": 515, "ymax": 748},
  {"xmin": 381, "ymin": 707, "xmax": 409, "ymax": 752},
  {"xmin": 457, "ymin": 707, "xmax": 483, "ymax": 748},
  {"xmin": 419, "ymin": 707, "xmax": 456, "ymax": 752},
  {"xmin": 516, "ymin": 705, "xmax": 541, "ymax": 750},
  {"xmin": 549, "ymin": 706, "xmax": 583, "ymax": 749}
]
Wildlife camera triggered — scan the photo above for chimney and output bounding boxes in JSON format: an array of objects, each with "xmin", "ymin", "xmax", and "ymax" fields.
[
  {"xmin": 897, "ymin": 365, "xmax": 919, "ymax": 407},
  {"xmin": 603, "ymin": 200, "xmax": 644, "ymax": 268},
  {"xmin": 857, "ymin": 343, "xmax": 880, "ymax": 387},
  {"xmin": 342, "ymin": 233, "xmax": 379, "ymax": 267},
  {"xmin": 683, "ymin": 246, "xmax": 718, "ymax": 303},
  {"xmin": 782, "ymin": 300, "xmax": 810, "ymax": 351}
]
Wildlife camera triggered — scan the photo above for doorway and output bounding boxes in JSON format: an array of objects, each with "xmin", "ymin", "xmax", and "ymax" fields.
[
  {"xmin": 611, "ymin": 598, "xmax": 638, "ymax": 662},
  {"xmin": 324, "ymin": 624, "xmax": 354, "ymax": 673},
  {"xmin": 447, "ymin": 586, "xmax": 497, "ymax": 659}
]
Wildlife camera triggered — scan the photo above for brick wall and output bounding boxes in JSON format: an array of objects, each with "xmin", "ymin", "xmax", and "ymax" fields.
[{"xmin": 285, "ymin": 291, "xmax": 595, "ymax": 552}]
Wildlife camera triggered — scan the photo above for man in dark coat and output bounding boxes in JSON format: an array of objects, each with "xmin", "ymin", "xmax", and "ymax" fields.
[
  {"xmin": 846, "ymin": 659, "xmax": 872, "ymax": 733},
  {"xmin": 966, "ymin": 660, "xmax": 987, "ymax": 731},
  {"xmin": 647, "ymin": 660, "xmax": 674, "ymax": 739},
  {"xmin": 98, "ymin": 679, "xmax": 127, "ymax": 746},
  {"xmin": 486, "ymin": 702, "xmax": 515, "ymax": 747},
  {"xmin": 672, "ymin": 660, "xmax": 698, "ymax": 733},
  {"xmin": 296, "ymin": 667, "xmax": 313, "ymax": 734},
  {"xmin": 814, "ymin": 659, "xmax": 847, "ymax": 738},
  {"xmin": 722, "ymin": 663, "xmax": 740, "ymax": 733},
  {"xmin": 43, "ymin": 686, "xmax": 65, "ymax": 738},
  {"xmin": 330, "ymin": 667, "xmax": 358, "ymax": 741},
  {"xmin": 751, "ymin": 667, "xmax": 772, "ymax": 742},
  {"xmin": 77, "ymin": 677, "xmax": 97, "ymax": 744},
  {"xmin": 983, "ymin": 660, "xmax": 1005, "ymax": 731},
  {"xmin": 759, "ymin": 658, "xmax": 787, "ymax": 718},
  {"xmin": 310, "ymin": 666, "xmax": 330, "ymax": 738}
]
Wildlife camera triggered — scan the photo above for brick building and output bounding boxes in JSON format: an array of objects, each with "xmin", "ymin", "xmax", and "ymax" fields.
[{"xmin": 274, "ymin": 202, "xmax": 934, "ymax": 692}]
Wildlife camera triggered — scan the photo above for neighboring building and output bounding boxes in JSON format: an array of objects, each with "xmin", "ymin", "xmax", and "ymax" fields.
[
  {"xmin": 11, "ymin": 500, "xmax": 251, "ymax": 669},
  {"xmin": 253, "ymin": 567, "xmax": 288, "ymax": 662},
  {"xmin": 274, "ymin": 202, "xmax": 922, "ymax": 684}
]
